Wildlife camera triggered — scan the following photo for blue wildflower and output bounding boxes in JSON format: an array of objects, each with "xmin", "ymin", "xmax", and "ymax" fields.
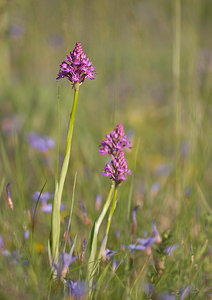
[
  {"xmin": 179, "ymin": 285, "xmax": 191, "ymax": 300},
  {"xmin": 131, "ymin": 205, "xmax": 139, "ymax": 234},
  {"xmin": 79, "ymin": 201, "xmax": 91, "ymax": 226},
  {"xmin": 66, "ymin": 280, "xmax": 87, "ymax": 299},
  {"xmin": 123, "ymin": 221, "xmax": 161, "ymax": 254},
  {"xmin": 54, "ymin": 252, "xmax": 77, "ymax": 280},
  {"xmin": 164, "ymin": 244, "xmax": 179, "ymax": 256},
  {"xmin": 150, "ymin": 182, "xmax": 160, "ymax": 197},
  {"xmin": 6, "ymin": 182, "xmax": 13, "ymax": 210},
  {"xmin": 152, "ymin": 220, "xmax": 162, "ymax": 243},
  {"xmin": 32, "ymin": 191, "xmax": 53, "ymax": 204},
  {"xmin": 142, "ymin": 282, "xmax": 155, "ymax": 297},
  {"xmin": 23, "ymin": 229, "xmax": 30, "ymax": 240},
  {"xmin": 32, "ymin": 191, "xmax": 65, "ymax": 213},
  {"xmin": 27, "ymin": 132, "xmax": 55, "ymax": 153},
  {"xmin": 0, "ymin": 234, "xmax": 4, "ymax": 250},
  {"xmin": 160, "ymin": 292, "xmax": 176, "ymax": 300},
  {"xmin": 95, "ymin": 194, "xmax": 102, "ymax": 211}
]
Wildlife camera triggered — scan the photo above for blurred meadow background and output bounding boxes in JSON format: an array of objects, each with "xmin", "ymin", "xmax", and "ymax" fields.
[{"xmin": 0, "ymin": 0, "xmax": 212, "ymax": 299}]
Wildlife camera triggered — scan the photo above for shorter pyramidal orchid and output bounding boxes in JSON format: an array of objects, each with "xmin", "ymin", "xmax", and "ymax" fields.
[
  {"xmin": 57, "ymin": 42, "xmax": 96, "ymax": 87},
  {"xmin": 99, "ymin": 123, "xmax": 132, "ymax": 185}
]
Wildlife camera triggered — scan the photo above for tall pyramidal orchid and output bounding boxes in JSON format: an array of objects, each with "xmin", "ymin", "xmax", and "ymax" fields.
[
  {"xmin": 57, "ymin": 42, "xmax": 96, "ymax": 88},
  {"xmin": 88, "ymin": 124, "xmax": 132, "ymax": 296},
  {"xmin": 51, "ymin": 42, "xmax": 96, "ymax": 273}
]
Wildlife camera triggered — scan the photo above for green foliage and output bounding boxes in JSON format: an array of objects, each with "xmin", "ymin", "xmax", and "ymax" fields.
[{"xmin": 0, "ymin": 0, "xmax": 212, "ymax": 299}]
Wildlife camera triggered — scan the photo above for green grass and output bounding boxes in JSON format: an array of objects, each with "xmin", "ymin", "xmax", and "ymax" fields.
[{"xmin": 0, "ymin": 0, "xmax": 212, "ymax": 299}]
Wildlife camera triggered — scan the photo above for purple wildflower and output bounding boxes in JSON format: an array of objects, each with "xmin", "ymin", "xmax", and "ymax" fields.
[
  {"xmin": 56, "ymin": 42, "xmax": 96, "ymax": 87},
  {"xmin": 27, "ymin": 133, "xmax": 55, "ymax": 153},
  {"xmin": 100, "ymin": 124, "xmax": 132, "ymax": 184}
]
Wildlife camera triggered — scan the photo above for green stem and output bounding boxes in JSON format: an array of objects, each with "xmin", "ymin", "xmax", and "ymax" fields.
[
  {"xmin": 105, "ymin": 185, "xmax": 118, "ymax": 235},
  {"xmin": 98, "ymin": 185, "xmax": 118, "ymax": 259},
  {"xmin": 88, "ymin": 182, "xmax": 115, "ymax": 297},
  {"xmin": 96, "ymin": 182, "xmax": 115, "ymax": 232},
  {"xmin": 89, "ymin": 184, "xmax": 118, "ymax": 299},
  {"xmin": 57, "ymin": 83, "xmax": 79, "ymax": 206},
  {"xmin": 51, "ymin": 82, "xmax": 79, "ymax": 265}
]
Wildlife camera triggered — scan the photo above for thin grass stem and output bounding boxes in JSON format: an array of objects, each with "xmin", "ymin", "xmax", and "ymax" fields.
[
  {"xmin": 173, "ymin": 0, "xmax": 181, "ymax": 155},
  {"xmin": 173, "ymin": 0, "xmax": 181, "ymax": 201},
  {"xmin": 63, "ymin": 172, "xmax": 77, "ymax": 253}
]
